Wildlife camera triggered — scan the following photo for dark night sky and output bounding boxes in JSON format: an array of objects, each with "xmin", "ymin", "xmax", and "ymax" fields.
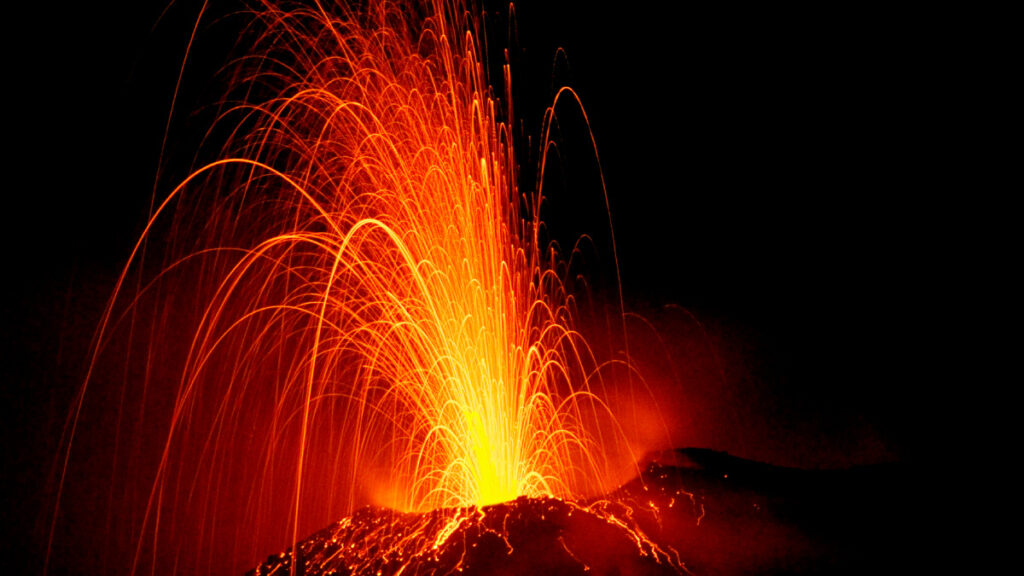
[{"xmin": 3, "ymin": 1, "xmax": 949, "ymax": 572}]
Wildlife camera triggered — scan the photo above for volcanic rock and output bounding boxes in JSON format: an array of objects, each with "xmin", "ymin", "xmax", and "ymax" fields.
[{"xmin": 249, "ymin": 449, "xmax": 908, "ymax": 575}]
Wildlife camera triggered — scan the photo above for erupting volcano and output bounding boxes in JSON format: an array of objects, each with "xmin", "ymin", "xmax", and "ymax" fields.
[
  {"xmin": 50, "ymin": 1, "xmax": 669, "ymax": 573},
  {"xmin": 39, "ymin": 1, "xmax": 912, "ymax": 575}
]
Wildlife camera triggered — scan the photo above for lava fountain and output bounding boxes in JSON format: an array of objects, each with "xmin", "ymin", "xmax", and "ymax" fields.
[{"xmin": 49, "ymin": 1, "xmax": 680, "ymax": 574}]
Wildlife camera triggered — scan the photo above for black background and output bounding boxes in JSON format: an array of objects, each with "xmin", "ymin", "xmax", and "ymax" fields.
[{"xmin": 3, "ymin": 1, "xmax": 949, "ymax": 571}]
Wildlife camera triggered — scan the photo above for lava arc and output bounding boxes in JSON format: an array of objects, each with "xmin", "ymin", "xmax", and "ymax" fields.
[{"xmin": 49, "ymin": 1, "xmax": 654, "ymax": 574}]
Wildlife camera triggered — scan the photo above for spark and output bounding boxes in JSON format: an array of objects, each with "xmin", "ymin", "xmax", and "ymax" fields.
[{"xmin": 49, "ymin": 1, "xmax": 683, "ymax": 574}]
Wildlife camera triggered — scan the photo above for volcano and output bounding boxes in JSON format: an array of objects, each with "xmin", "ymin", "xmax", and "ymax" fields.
[
  {"xmin": 248, "ymin": 448, "xmax": 908, "ymax": 575},
  {"xmin": 24, "ymin": 3, "xmax": 919, "ymax": 575}
]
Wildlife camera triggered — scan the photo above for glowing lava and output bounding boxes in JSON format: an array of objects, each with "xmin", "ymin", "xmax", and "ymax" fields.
[{"xmin": 49, "ymin": 0, "xmax": 660, "ymax": 574}]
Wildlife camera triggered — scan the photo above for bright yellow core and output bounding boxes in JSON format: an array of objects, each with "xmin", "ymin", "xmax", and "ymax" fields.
[{"xmin": 462, "ymin": 408, "xmax": 516, "ymax": 506}]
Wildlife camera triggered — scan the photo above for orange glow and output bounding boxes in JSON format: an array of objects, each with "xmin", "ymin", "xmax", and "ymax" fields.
[{"xmin": 48, "ymin": 1, "xmax": 678, "ymax": 574}]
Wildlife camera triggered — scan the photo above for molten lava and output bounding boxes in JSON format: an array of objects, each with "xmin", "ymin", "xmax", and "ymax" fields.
[{"xmin": 50, "ymin": 1, "xmax": 661, "ymax": 574}]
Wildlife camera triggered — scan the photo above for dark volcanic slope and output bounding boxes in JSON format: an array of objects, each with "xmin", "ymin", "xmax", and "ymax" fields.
[{"xmin": 250, "ymin": 449, "xmax": 909, "ymax": 575}]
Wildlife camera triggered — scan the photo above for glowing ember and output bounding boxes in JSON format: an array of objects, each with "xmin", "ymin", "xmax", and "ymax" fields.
[
  {"xmin": 49, "ymin": 0, "xmax": 667, "ymax": 574},
  {"xmin": 247, "ymin": 477, "xmax": 693, "ymax": 576}
]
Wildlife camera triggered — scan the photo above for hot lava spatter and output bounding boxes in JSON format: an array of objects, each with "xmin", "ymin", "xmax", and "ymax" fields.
[
  {"xmin": 249, "ymin": 449, "xmax": 909, "ymax": 576},
  {"xmin": 249, "ymin": 462, "xmax": 698, "ymax": 576},
  {"xmin": 51, "ymin": 0, "xmax": 682, "ymax": 574}
]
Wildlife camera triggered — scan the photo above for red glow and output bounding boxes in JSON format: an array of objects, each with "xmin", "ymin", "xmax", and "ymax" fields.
[{"xmin": 47, "ymin": 1, "xmax": 675, "ymax": 574}]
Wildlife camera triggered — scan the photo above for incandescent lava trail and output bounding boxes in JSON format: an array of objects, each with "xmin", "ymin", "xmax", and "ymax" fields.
[{"xmin": 48, "ymin": 1, "xmax": 667, "ymax": 574}]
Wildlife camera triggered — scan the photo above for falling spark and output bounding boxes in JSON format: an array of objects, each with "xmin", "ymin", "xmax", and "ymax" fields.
[{"xmin": 49, "ymin": 1, "xmax": 680, "ymax": 574}]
